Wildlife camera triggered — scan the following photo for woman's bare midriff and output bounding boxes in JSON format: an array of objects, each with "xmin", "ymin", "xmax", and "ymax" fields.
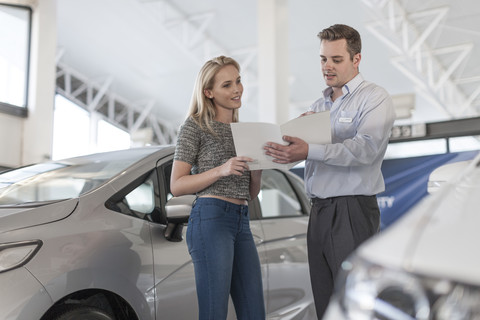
[{"xmin": 199, "ymin": 195, "xmax": 248, "ymax": 206}]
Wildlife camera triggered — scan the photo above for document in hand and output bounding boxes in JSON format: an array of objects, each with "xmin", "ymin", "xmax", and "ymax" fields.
[{"xmin": 230, "ymin": 111, "xmax": 331, "ymax": 170}]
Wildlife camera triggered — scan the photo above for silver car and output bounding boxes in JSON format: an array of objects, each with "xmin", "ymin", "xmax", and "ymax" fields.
[
  {"xmin": 0, "ymin": 146, "xmax": 315, "ymax": 320},
  {"xmin": 324, "ymin": 151, "xmax": 480, "ymax": 320}
]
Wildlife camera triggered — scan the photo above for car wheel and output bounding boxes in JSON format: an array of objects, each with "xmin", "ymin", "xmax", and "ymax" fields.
[{"xmin": 50, "ymin": 305, "xmax": 114, "ymax": 320}]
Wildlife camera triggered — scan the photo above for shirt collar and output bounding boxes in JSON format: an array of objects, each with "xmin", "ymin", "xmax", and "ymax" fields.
[
  {"xmin": 345, "ymin": 73, "xmax": 364, "ymax": 94},
  {"xmin": 322, "ymin": 73, "xmax": 364, "ymax": 100}
]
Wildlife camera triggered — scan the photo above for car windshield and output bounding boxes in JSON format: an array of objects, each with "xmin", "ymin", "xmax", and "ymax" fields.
[{"xmin": 0, "ymin": 148, "xmax": 160, "ymax": 206}]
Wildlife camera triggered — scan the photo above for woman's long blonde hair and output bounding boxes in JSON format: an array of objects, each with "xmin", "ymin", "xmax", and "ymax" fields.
[{"xmin": 188, "ymin": 56, "xmax": 240, "ymax": 134}]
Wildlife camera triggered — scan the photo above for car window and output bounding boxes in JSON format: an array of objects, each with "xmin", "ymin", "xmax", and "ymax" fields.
[
  {"xmin": 258, "ymin": 169, "xmax": 303, "ymax": 218},
  {"xmin": 124, "ymin": 178, "xmax": 155, "ymax": 214},
  {"xmin": 107, "ymin": 170, "xmax": 158, "ymax": 220}
]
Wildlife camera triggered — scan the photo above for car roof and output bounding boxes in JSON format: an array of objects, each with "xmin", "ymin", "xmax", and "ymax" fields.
[{"xmin": 56, "ymin": 145, "xmax": 174, "ymax": 165}]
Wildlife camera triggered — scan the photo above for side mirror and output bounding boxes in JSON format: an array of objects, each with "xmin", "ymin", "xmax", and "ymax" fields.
[
  {"xmin": 165, "ymin": 195, "xmax": 196, "ymax": 224},
  {"xmin": 164, "ymin": 195, "xmax": 196, "ymax": 242}
]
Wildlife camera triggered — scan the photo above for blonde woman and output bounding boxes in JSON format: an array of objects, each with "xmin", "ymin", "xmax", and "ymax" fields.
[{"xmin": 170, "ymin": 56, "xmax": 265, "ymax": 320}]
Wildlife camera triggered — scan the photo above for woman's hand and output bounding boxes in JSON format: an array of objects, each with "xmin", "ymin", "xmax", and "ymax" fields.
[
  {"xmin": 218, "ymin": 156, "xmax": 253, "ymax": 176},
  {"xmin": 171, "ymin": 157, "xmax": 254, "ymax": 197}
]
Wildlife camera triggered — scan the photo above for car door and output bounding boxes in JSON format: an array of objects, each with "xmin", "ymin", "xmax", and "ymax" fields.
[
  {"xmin": 152, "ymin": 157, "xmax": 267, "ymax": 320},
  {"xmin": 143, "ymin": 155, "xmax": 199, "ymax": 319},
  {"xmin": 105, "ymin": 163, "xmax": 174, "ymax": 320},
  {"xmin": 252, "ymin": 169, "xmax": 316, "ymax": 319},
  {"xmin": 104, "ymin": 155, "xmax": 269, "ymax": 319},
  {"xmin": 107, "ymin": 154, "xmax": 199, "ymax": 319}
]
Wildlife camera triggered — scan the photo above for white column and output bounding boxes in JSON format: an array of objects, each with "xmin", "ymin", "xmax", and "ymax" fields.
[
  {"xmin": 257, "ymin": 0, "xmax": 290, "ymax": 124},
  {"xmin": 22, "ymin": 0, "xmax": 57, "ymax": 164}
]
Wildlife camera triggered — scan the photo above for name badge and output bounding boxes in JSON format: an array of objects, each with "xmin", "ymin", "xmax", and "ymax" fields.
[{"xmin": 339, "ymin": 117, "xmax": 352, "ymax": 123}]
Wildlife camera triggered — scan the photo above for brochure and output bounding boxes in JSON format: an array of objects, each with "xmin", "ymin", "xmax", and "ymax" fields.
[{"xmin": 230, "ymin": 111, "xmax": 331, "ymax": 170}]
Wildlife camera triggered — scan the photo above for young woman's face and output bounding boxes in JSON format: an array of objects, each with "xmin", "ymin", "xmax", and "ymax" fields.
[
  {"xmin": 205, "ymin": 64, "xmax": 243, "ymax": 113},
  {"xmin": 320, "ymin": 39, "xmax": 360, "ymax": 89}
]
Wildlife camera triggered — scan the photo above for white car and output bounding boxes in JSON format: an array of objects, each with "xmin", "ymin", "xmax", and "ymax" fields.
[
  {"xmin": 427, "ymin": 160, "xmax": 471, "ymax": 194},
  {"xmin": 324, "ymin": 150, "xmax": 480, "ymax": 320}
]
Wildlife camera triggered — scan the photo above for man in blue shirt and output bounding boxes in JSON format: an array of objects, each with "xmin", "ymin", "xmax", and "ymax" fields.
[{"xmin": 264, "ymin": 24, "xmax": 396, "ymax": 319}]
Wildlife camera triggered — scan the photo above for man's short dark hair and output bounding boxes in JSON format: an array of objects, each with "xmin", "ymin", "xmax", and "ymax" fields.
[{"xmin": 317, "ymin": 24, "xmax": 362, "ymax": 60}]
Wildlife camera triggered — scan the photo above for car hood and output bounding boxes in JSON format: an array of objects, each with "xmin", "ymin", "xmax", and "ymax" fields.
[
  {"xmin": 359, "ymin": 159, "xmax": 480, "ymax": 286},
  {"xmin": 0, "ymin": 199, "xmax": 78, "ymax": 233}
]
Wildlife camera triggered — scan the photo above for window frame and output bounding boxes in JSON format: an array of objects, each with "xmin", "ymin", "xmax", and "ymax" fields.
[
  {"xmin": 105, "ymin": 169, "xmax": 159, "ymax": 221},
  {"xmin": 252, "ymin": 169, "xmax": 310, "ymax": 220},
  {"xmin": 0, "ymin": 3, "xmax": 32, "ymax": 117}
]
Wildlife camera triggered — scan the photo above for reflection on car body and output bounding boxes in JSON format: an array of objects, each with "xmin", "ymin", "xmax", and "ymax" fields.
[{"xmin": 0, "ymin": 146, "xmax": 315, "ymax": 320}]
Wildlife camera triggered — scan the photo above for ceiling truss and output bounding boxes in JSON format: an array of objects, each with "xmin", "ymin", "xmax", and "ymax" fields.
[
  {"xmin": 55, "ymin": 0, "xmax": 261, "ymax": 147},
  {"xmin": 361, "ymin": 0, "xmax": 480, "ymax": 119},
  {"xmin": 135, "ymin": 0, "xmax": 258, "ymax": 103},
  {"xmin": 55, "ymin": 62, "xmax": 177, "ymax": 145}
]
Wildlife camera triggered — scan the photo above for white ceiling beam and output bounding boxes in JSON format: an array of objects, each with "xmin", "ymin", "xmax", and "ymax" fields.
[
  {"xmin": 108, "ymin": 96, "xmax": 115, "ymax": 120},
  {"xmin": 149, "ymin": 117, "xmax": 168, "ymax": 145},
  {"xmin": 55, "ymin": 62, "xmax": 177, "ymax": 144},
  {"xmin": 88, "ymin": 76, "xmax": 113, "ymax": 112},
  {"xmin": 139, "ymin": 1, "xmax": 219, "ymax": 65},
  {"xmin": 406, "ymin": 7, "xmax": 449, "ymax": 55},
  {"xmin": 71, "ymin": 83, "xmax": 87, "ymax": 98},
  {"xmin": 361, "ymin": 0, "xmax": 389, "ymax": 10},
  {"xmin": 362, "ymin": 0, "xmax": 479, "ymax": 119},
  {"xmin": 390, "ymin": 56, "xmax": 427, "ymax": 89},
  {"xmin": 55, "ymin": 47, "xmax": 65, "ymax": 65},
  {"xmin": 130, "ymin": 100, "xmax": 154, "ymax": 133},
  {"xmin": 136, "ymin": 0, "xmax": 258, "ymax": 89},
  {"xmin": 365, "ymin": 21, "xmax": 403, "ymax": 55},
  {"xmin": 460, "ymin": 85, "xmax": 480, "ymax": 115},
  {"xmin": 64, "ymin": 72, "xmax": 71, "ymax": 95},
  {"xmin": 431, "ymin": 43, "xmax": 473, "ymax": 90}
]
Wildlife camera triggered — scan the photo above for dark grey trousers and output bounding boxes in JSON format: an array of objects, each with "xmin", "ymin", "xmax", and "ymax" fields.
[{"xmin": 307, "ymin": 195, "xmax": 380, "ymax": 319}]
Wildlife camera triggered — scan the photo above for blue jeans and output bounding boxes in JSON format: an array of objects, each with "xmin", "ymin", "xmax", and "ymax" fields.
[{"xmin": 186, "ymin": 197, "xmax": 265, "ymax": 320}]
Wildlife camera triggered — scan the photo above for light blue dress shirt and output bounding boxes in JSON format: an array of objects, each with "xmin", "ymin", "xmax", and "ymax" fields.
[{"xmin": 305, "ymin": 73, "xmax": 396, "ymax": 199}]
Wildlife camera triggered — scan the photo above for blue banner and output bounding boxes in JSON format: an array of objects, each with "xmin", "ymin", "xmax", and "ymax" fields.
[
  {"xmin": 291, "ymin": 150, "xmax": 479, "ymax": 229},
  {"xmin": 378, "ymin": 150, "xmax": 479, "ymax": 228}
]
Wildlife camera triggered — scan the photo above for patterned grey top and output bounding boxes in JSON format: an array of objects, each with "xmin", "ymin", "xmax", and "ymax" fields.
[{"xmin": 173, "ymin": 117, "xmax": 251, "ymax": 200}]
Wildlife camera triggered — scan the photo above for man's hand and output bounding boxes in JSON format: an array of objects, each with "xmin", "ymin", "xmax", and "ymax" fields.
[{"xmin": 264, "ymin": 136, "xmax": 308, "ymax": 164}]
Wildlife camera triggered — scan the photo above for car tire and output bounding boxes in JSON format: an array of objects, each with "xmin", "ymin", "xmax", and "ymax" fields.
[{"xmin": 50, "ymin": 305, "xmax": 114, "ymax": 320}]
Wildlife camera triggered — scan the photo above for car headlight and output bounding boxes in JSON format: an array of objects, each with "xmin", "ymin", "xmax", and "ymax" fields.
[
  {"xmin": 0, "ymin": 240, "xmax": 42, "ymax": 273},
  {"xmin": 336, "ymin": 254, "xmax": 480, "ymax": 320}
]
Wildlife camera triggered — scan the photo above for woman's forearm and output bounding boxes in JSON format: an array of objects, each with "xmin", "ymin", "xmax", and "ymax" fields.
[{"xmin": 249, "ymin": 170, "xmax": 263, "ymax": 200}]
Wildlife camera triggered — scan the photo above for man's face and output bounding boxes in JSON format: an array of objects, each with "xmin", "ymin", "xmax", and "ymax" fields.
[{"xmin": 320, "ymin": 39, "xmax": 360, "ymax": 89}]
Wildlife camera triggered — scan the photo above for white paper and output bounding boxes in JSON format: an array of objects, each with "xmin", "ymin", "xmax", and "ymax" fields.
[{"xmin": 230, "ymin": 111, "xmax": 331, "ymax": 170}]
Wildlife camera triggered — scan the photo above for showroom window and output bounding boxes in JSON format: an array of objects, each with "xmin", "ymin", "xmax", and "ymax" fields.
[
  {"xmin": 0, "ymin": 4, "xmax": 31, "ymax": 117},
  {"xmin": 385, "ymin": 136, "xmax": 480, "ymax": 159},
  {"xmin": 53, "ymin": 94, "xmax": 131, "ymax": 160},
  {"xmin": 97, "ymin": 118, "xmax": 131, "ymax": 153}
]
